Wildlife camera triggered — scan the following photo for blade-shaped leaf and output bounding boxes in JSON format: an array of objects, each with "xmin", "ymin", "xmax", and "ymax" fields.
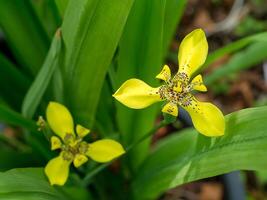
[
  {"xmin": 22, "ymin": 29, "xmax": 62, "ymax": 119},
  {"xmin": 0, "ymin": 0, "xmax": 49, "ymax": 75},
  {"xmin": 115, "ymin": 0, "xmax": 167, "ymax": 171},
  {"xmin": 133, "ymin": 106, "xmax": 267, "ymax": 199},
  {"xmin": 205, "ymin": 41, "xmax": 267, "ymax": 86},
  {"xmin": 0, "ymin": 168, "xmax": 91, "ymax": 200},
  {"xmin": 0, "ymin": 53, "xmax": 31, "ymax": 110},
  {"xmin": 0, "ymin": 104, "xmax": 36, "ymax": 130},
  {"xmin": 61, "ymin": 0, "xmax": 134, "ymax": 127}
]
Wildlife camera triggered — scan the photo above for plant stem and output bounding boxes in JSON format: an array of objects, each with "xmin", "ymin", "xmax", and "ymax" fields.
[{"xmin": 82, "ymin": 119, "xmax": 170, "ymax": 186}]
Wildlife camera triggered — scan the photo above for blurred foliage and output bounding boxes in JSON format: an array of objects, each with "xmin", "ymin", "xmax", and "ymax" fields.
[{"xmin": 0, "ymin": 0, "xmax": 267, "ymax": 199}]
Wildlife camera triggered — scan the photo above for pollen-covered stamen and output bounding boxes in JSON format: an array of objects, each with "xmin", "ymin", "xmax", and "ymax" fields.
[
  {"xmin": 60, "ymin": 134, "xmax": 89, "ymax": 163},
  {"xmin": 62, "ymin": 151, "xmax": 74, "ymax": 161}
]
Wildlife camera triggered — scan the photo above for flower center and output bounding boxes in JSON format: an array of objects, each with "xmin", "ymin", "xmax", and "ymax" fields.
[{"xmin": 61, "ymin": 133, "xmax": 89, "ymax": 161}]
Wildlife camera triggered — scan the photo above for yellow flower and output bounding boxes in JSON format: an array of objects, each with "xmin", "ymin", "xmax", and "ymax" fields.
[
  {"xmin": 43, "ymin": 102, "xmax": 125, "ymax": 186},
  {"xmin": 113, "ymin": 29, "xmax": 225, "ymax": 137}
]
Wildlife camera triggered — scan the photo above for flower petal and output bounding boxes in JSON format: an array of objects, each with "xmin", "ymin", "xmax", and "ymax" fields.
[
  {"xmin": 113, "ymin": 78, "xmax": 162, "ymax": 109},
  {"xmin": 191, "ymin": 74, "xmax": 207, "ymax": 92},
  {"xmin": 182, "ymin": 97, "xmax": 225, "ymax": 136},
  {"xmin": 162, "ymin": 102, "xmax": 178, "ymax": 117},
  {"xmin": 86, "ymin": 139, "xmax": 125, "ymax": 163},
  {"xmin": 44, "ymin": 153, "xmax": 71, "ymax": 186},
  {"xmin": 50, "ymin": 136, "xmax": 62, "ymax": 150},
  {"xmin": 178, "ymin": 29, "xmax": 208, "ymax": 78},
  {"xmin": 76, "ymin": 124, "xmax": 90, "ymax": 138},
  {"xmin": 73, "ymin": 154, "xmax": 88, "ymax": 168},
  {"xmin": 46, "ymin": 102, "xmax": 74, "ymax": 139},
  {"xmin": 156, "ymin": 65, "xmax": 171, "ymax": 82}
]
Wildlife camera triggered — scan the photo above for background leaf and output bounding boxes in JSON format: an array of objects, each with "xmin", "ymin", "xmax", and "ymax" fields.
[
  {"xmin": 0, "ymin": 0, "xmax": 49, "ymax": 75},
  {"xmin": 133, "ymin": 106, "xmax": 267, "ymax": 199},
  {"xmin": 115, "ymin": 0, "xmax": 166, "ymax": 171},
  {"xmin": 22, "ymin": 30, "xmax": 62, "ymax": 119},
  {"xmin": 0, "ymin": 168, "xmax": 91, "ymax": 200},
  {"xmin": 61, "ymin": 0, "xmax": 134, "ymax": 127}
]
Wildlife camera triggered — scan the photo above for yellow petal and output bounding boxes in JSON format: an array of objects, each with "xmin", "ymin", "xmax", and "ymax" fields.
[
  {"xmin": 50, "ymin": 136, "xmax": 62, "ymax": 150},
  {"xmin": 113, "ymin": 79, "xmax": 162, "ymax": 109},
  {"xmin": 178, "ymin": 29, "xmax": 208, "ymax": 78},
  {"xmin": 191, "ymin": 74, "xmax": 207, "ymax": 92},
  {"xmin": 162, "ymin": 102, "xmax": 178, "ymax": 117},
  {"xmin": 156, "ymin": 65, "xmax": 171, "ymax": 82},
  {"xmin": 86, "ymin": 139, "xmax": 125, "ymax": 163},
  {"xmin": 44, "ymin": 153, "xmax": 71, "ymax": 186},
  {"xmin": 182, "ymin": 97, "xmax": 225, "ymax": 136},
  {"xmin": 76, "ymin": 124, "xmax": 90, "ymax": 138},
  {"xmin": 46, "ymin": 102, "xmax": 74, "ymax": 139},
  {"xmin": 73, "ymin": 154, "xmax": 88, "ymax": 168}
]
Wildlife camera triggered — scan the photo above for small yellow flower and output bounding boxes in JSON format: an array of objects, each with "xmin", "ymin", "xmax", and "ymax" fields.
[
  {"xmin": 43, "ymin": 102, "xmax": 125, "ymax": 186},
  {"xmin": 113, "ymin": 29, "xmax": 225, "ymax": 137}
]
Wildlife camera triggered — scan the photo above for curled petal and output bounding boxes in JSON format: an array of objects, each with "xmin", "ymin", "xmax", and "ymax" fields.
[
  {"xmin": 73, "ymin": 154, "xmax": 88, "ymax": 168},
  {"xmin": 46, "ymin": 102, "xmax": 74, "ymax": 139},
  {"xmin": 156, "ymin": 65, "xmax": 171, "ymax": 82},
  {"xmin": 76, "ymin": 124, "xmax": 90, "ymax": 138},
  {"xmin": 113, "ymin": 79, "xmax": 162, "ymax": 109},
  {"xmin": 86, "ymin": 139, "xmax": 125, "ymax": 163},
  {"xmin": 162, "ymin": 102, "xmax": 178, "ymax": 117},
  {"xmin": 182, "ymin": 97, "xmax": 225, "ymax": 136},
  {"xmin": 44, "ymin": 153, "xmax": 72, "ymax": 186},
  {"xmin": 178, "ymin": 29, "xmax": 208, "ymax": 78},
  {"xmin": 191, "ymin": 74, "xmax": 207, "ymax": 92}
]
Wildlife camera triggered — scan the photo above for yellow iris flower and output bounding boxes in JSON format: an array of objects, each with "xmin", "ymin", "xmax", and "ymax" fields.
[
  {"xmin": 43, "ymin": 102, "xmax": 125, "ymax": 186},
  {"xmin": 113, "ymin": 29, "xmax": 225, "ymax": 137}
]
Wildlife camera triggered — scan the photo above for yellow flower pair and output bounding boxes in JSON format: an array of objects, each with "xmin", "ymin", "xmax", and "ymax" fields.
[
  {"xmin": 42, "ymin": 28, "xmax": 225, "ymax": 186},
  {"xmin": 113, "ymin": 29, "xmax": 225, "ymax": 136},
  {"xmin": 43, "ymin": 102, "xmax": 125, "ymax": 186}
]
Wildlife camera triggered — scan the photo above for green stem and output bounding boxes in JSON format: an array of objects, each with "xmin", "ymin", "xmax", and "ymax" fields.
[{"xmin": 81, "ymin": 120, "xmax": 170, "ymax": 186}]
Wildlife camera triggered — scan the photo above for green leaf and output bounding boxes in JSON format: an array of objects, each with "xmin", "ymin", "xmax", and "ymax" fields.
[
  {"xmin": 55, "ymin": 0, "xmax": 69, "ymax": 17},
  {"xmin": 0, "ymin": 150, "xmax": 41, "ymax": 171},
  {"xmin": 133, "ymin": 106, "xmax": 267, "ymax": 199},
  {"xmin": 61, "ymin": 0, "xmax": 134, "ymax": 127},
  {"xmin": 203, "ymin": 31, "xmax": 267, "ymax": 70},
  {"xmin": 22, "ymin": 30, "xmax": 62, "ymax": 119},
  {"xmin": 162, "ymin": 0, "xmax": 186, "ymax": 56},
  {"xmin": 0, "ymin": 168, "xmax": 90, "ymax": 200},
  {"xmin": 115, "ymin": 0, "xmax": 167, "ymax": 170},
  {"xmin": 205, "ymin": 41, "xmax": 267, "ymax": 86},
  {"xmin": 0, "ymin": 53, "xmax": 31, "ymax": 110},
  {"xmin": 0, "ymin": 0, "xmax": 50, "ymax": 75},
  {"xmin": 30, "ymin": 0, "xmax": 61, "ymax": 38},
  {"xmin": 0, "ymin": 104, "xmax": 36, "ymax": 130}
]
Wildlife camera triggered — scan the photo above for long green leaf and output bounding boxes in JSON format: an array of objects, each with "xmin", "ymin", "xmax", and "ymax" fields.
[
  {"xmin": 61, "ymin": 0, "xmax": 134, "ymax": 127},
  {"xmin": 0, "ymin": 0, "xmax": 50, "ymax": 75},
  {"xmin": 0, "ymin": 168, "xmax": 90, "ymax": 200},
  {"xmin": 202, "ymin": 31, "xmax": 267, "ymax": 70},
  {"xmin": 22, "ymin": 30, "xmax": 62, "ymax": 119},
  {"xmin": 133, "ymin": 106, "xmax": 267, "ymax": 199},
  {"xmin": 0, "ymin": 104, "xmax": 36, "ymax": 130},
  {"xmin": 0, "ymin": 53, "xmax": 31, "ymax": 110},
  {"xmin": 162, "ymin": 0, "xmax": 186, "ymax": 56},
  {"xmin": 115, "ymin": 0, "xmax": 167, "ymax": 171},
  {"xmin": 205, "ymin": 41, "xmax": 267, "ymax": 86}
]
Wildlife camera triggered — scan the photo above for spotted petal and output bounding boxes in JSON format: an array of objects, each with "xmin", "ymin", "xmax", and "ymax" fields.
[
  {"xmin": 191, "ymin": 74, "xmax": 207, "ymax": 92},
  {"xmin": 178, "ymin": 29, "xmax": 208, "ymax": 78},
  {"xmin": 113, "ymin": 79, "xmax": 162, "ymax": 109},
  {"xmin": 46, "ymin": 102, "xmax": 74, "ymax": 139},
  {"xmin": 162, "ymin": 102, "xmax": 178, "ymax": 117},
  {"xmin": 86, "ymin": 139, "xmax": 125, "ymax": 163},
  {"xmin": 156, "ymin": 65, "xmax": 171, "ymax": 82},
  {"xmin": 44, "ymin": 153, "xmax": 71, "ymax": 186},
  {"xmin": 182, "ymin": 96, "xmax": 225, "ymax": 136}
]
